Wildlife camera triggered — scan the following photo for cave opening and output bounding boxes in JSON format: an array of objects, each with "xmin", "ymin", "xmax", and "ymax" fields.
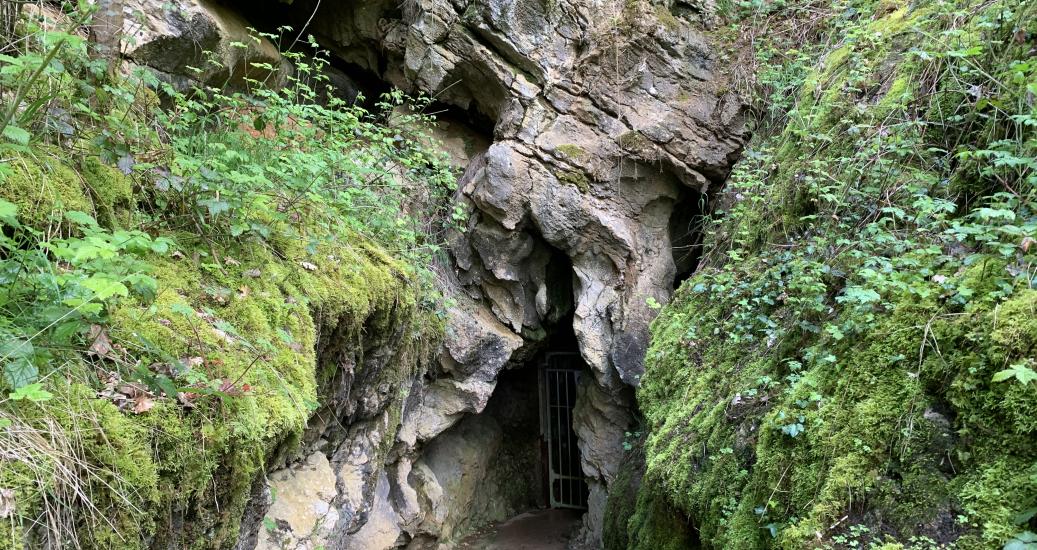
[
  {"xmin": 537, "ymin": 319, "xmax": 591, "ymax": 510},
  {"xmin": 463, "ymin": 251, "xmax": 590, "ymax": 517},
  {"xmin": 462, "ymin": 314, "xmax": 590, "ymax": 520},
  {"xmin": 669, "ymin": 188, "xmax": 706, "ymax": 289}
]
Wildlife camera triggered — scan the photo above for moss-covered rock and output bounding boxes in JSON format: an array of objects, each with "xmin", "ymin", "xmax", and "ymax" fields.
[
  {"xmin": 0, "ymin": 152, "xmax": 93, "ymax": 226},
  {"xmin": 0, "ymin": 146, "xmax": 437, "ymax": 549},
  {"xmin": 620, "ymin": 0, "xmax": 1037, "ymax": 548},
  {"xmin": 79, "ymin": 156, "xmax": 134, "ymax": 227}
]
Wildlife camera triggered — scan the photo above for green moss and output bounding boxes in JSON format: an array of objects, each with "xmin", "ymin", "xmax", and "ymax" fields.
[
  {"xmin": 617, "ymin": 131, "xmax": 652, "ymax": 152},
  {"xmin": 79, "ymin": 156, "xmax": 134, "ymax": 227},
  {"xmin": 0, "ymin": 185, "xmax": 431, "ymax": 548},
  {"xmin": 0, "ymin": 383, "xmax": 161, "ymax": 548},
  {"xmin": 604, "ymin": 441, "xmax": 644, "ymax": 550},
  {"xmin": 555, "ymin": 143, "xmax": 587, "ymax": 160},
  {"xmin": 632, "ymin": 1, "xmax": 1037, "ymax": 547},
  {"xmin": 0, "ymin": 152, "xmax": 92, "ymax": 227},
  {"xmin": 654, "ymin": 5, "xmax": 680, "ymax": 31},
  {"xmin": 558, "ymin": 169, "xmax": 591, "ymax": 193},
  {"xmin": 627, "ymin": 478, "xmax": 697, "ymax": 550},
  {"xmin": 638, "ymin": 269, "xmax": 1037, "ymax": 547}
]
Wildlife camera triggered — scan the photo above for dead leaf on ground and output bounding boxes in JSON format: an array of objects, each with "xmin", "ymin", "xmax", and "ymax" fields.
[
  {"xmin": 177, "ymin": 392, "xmax": 198, "ymax": 409},
  {"xmin": 217, "ymin": 378, "xmax": 244, "ymax": 396},
  {"xmin": 245, "ymin": 269, "xmax": 262, "ymax": 278},
  {"xmin": 148, "ymin": 362, "xmax": 177, "ymax": 377},
  {"xmin": 132, "ymin": 397, "xmax": 155, "ymax": 414},
  {"xmin": 117, "ymin": 383, "xmax": 148, "ymax": 399},
  {"xmin": 0, "ymin": 489, "xmax": 14, "ymax": 519},
  {"xmin": 225, "ymin": 257, "xmax": 241, "ymax": 266},
  {"xmin": 87, "ymin": 325, "xmax": 114, "ymax": 359}
]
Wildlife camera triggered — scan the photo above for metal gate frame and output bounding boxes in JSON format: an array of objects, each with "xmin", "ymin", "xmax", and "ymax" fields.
[{"xmin": 539, "ymin": 352, "xmax": 588, "ymax": 510}]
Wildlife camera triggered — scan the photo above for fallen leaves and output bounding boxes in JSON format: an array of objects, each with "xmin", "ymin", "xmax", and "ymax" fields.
[
  {"xmin": 97, "ymin": 375, "xmax": 156, "ymax": 415},
  {"xmin": 132, "ymin": 395, "xmax": 156, "ymax": 414},
  {"xmin": 95, "ymin": 357, "xmax": 255, "ymax": 414}
]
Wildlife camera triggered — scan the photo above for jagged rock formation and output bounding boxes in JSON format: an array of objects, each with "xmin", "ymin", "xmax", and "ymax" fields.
[{"xmin": 123, "ymin": 0, "xmax": 747, "ymax": 547}]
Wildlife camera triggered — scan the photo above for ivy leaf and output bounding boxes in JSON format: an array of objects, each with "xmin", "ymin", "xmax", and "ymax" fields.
[
  {"xmin": 82, "ymin": 275, "xmax": 129, "ymax": 301},
  {"xmin": 51, "ymin": 321, "xmax": 84, "ymax": 344},
  {"xmin": 837, "ymin": 286, "xmax": 881, "ymax": 305},
  {"xmin": 153, "ymin": 375, "xmax": 178, "ymax": 398},
  {"xmin": 781, "ymin": 422, "xmax": 805, "ymax": 438},
  {"xmin": 170, "ymin": 303, "xmax": 196, "ymax": 318},
  {"xmin": 992, "ymin": 362, "xmax": 1037, "ymax": 385},
  {"xmin": 64, "ymin": 210, "xmax": 99, "ymax": 228},
  {"xmin": 8, "ymin": 382, "xmax": 53, "ymax": 402},
  {"xmin": 1004, "ymin": 531, "xmax": 1037, "ymax": 550},
  {"xmin": 199, "ymin": 198, "xmax": 231, "ymax": 216},
  {"xmin": 150, "ymin": 238, "xmax": 173, "ymax": 255},
  {"xmin": 2, "ymin": 358, "xmax": 37, "ymax": 389},
  {"xmin": 0, "ymin": 338, "xmax": 34, "ymax": 362},
  {"xmin": 1, "ymin": 338, "xmax": 37, "ymax": 388},
  {"xmin": 1015, "ymin": 507, "xmax": 1037, "ymax": 525}
]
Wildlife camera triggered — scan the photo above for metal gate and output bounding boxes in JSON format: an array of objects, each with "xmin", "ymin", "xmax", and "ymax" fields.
[{"xmin": 540, "ymin": 353, "xmax": 589, "ymax": 509}]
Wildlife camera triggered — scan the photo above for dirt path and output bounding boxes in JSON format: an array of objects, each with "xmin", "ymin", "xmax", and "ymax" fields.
[{"xmin": 457, "ymin": 509, "xmax": 583, "ymax": 550}]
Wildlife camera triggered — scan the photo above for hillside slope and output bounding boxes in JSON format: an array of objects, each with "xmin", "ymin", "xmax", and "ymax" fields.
[
  {"xmin": 612, "ymin": 0, "xmax": 1037, "ymax": 548},
  {"xmin": 0, "ymin": 10, "xmax": 449, "ymax": 547}
]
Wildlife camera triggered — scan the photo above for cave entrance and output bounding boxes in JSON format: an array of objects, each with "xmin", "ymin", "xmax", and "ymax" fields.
[
  {"xmin": 540, "ymin": 353, "xmax": 589, "ymax": 509},
  {"xmin": 669, "ymin": 188, "xmax": 706, "ymax": 288}
]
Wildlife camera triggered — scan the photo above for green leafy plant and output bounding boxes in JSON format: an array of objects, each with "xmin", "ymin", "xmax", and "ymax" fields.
[
  {"xmin": 151, "ymin": 37, "xmax": 457, "ymax": 266},
  {"xmin": 0, "ymin": 203, "xmax": 166, "ymax": 388},
  {"xmin": 992, "ymin": 361, "xmax": 1037, "ymax": 386}
]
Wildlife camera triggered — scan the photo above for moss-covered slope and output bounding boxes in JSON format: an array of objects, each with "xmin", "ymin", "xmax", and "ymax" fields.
[
  {"xmin": 0, "ymin": 147, "xmax": 433, "ymax": 548},
  {"xmin": 616, "ymin": 1, "xmax": 1037, "ymax": 548},
  {"xmin": 0, "ymin": 16, "xmax": 449, "ymax": 545}
]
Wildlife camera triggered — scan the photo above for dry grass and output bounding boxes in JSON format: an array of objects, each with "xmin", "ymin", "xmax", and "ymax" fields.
[{"xmin": 0, "ymin": 368, "xmax": 146, "ymax": 549}]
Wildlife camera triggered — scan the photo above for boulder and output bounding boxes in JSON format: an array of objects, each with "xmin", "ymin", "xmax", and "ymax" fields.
[
  {"xmin": 121, "ymin": 0, "xmax": 289, "ymax": 87},
  {"xmin": 256, "ymin": 452, "xmax": 340, "ymax": 550}
]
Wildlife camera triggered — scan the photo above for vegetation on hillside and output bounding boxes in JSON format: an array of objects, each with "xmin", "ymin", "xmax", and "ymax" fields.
[
  {"xmin": 0, "ymin": 4, "xmax": 453, "ymax": 547},
  {"xmin": 621, "ymin": 0, "xmax": 1037, "ymax": 548}
]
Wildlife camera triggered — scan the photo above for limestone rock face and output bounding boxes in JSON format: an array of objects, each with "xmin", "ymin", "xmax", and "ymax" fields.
[
  {"xmin": 302, "ymin": 0, "xmax": 746, "ymax": 387},
  {"xmin": 256, "ymin": 452, "xmax": 340, "ymax": 550},
  {"xmin": 120, "ymin": 0, "xmax": 289, "ymax": 87}
]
